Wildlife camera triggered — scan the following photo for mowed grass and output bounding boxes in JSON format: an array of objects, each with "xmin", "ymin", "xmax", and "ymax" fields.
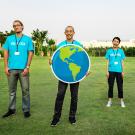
[{"xmin": 0, "ymin": 57, "xmax": 135, "ymax": 135}]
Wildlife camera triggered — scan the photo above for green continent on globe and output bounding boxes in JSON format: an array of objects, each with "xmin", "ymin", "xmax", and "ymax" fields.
[
  {"xmin": 59, "ymin": 46, "xmax": 83, "ymax": 81},
  {"xmin": 59, "ymin": 46, "xmax": 82, "ymax": 64},
  {"xmin": 69, "ymin": 63, "xmax": 81, "ymax": 81}
]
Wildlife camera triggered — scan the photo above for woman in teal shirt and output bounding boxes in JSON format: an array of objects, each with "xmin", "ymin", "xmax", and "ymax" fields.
[{"xmin": 105, "ymin": 37, "xmax": 126, "ymax": 108}]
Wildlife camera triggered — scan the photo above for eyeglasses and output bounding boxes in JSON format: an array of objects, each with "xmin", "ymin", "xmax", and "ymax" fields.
[{"xmin": 13, "ymin": 24, "xmax": 22, "ymax": 28}]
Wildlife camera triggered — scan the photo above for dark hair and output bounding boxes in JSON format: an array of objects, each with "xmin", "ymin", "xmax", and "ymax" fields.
[
  {"xmin": 112, "ymin": 37, "xmax": 121, "ymax": 43},
  {"xmin": 13, "ymin": 20, "xmax": 24, "ymax": 26},
  {"xmin": 65, "ymin": 26, "xmax": 75, "ymax": 32}
]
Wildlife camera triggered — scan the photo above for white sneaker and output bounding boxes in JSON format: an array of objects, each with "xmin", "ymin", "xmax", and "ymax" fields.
[
  {"xmin": 106, "ymin": 101, "xmax": 112, "ymax": 107},
  {"xmin": 121, "ymin": 101, "xmax": 126, "ymax": 108}
]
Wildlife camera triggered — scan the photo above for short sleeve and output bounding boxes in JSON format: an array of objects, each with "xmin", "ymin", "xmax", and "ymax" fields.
[
  {"xmin": 56, "ymin": 42, "xmax": 64, "ymax": 49},
  {"xmin": 79, "ymin": 43, "xmax": 83, "ymax": 48},
  {"xmin": 2, "ymin": 37, "xmax": 9, "ymax": 51},
  {"xmin": 28, "ymin": 38, "xmax": 34, "ymax": 52},
  {"xmin": 56, "ymin": 44, "xmax": 61, "ymax": 49},
  {"xmin": 105, "ymin": 50, "xmax": 110, "ymax": 60}
]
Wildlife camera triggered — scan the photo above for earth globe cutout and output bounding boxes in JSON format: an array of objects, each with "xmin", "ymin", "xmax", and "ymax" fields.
[{"xmin": 51, "ymin": 44, "xmax": 91, "ymax": 84}]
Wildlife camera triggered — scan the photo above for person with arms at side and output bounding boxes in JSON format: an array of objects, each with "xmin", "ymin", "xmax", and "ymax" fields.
[
  {"xmin": 2, "ymin": 20, "xmax": 34, "ymax": 118},
  {"xmin": 105, "ymin": 37, "xmax": 126, "ymax": 108}
]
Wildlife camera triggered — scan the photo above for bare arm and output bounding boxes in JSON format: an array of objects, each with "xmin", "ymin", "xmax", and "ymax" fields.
[
  {"xmin": 106, "ymin": 60, "xmax": 109, "ymax": 78},
  {"xmin": 121, "ymin": 60, "xmax": 124, "ymax": 78},
  {"xmin": 48, "ymin": 50, "xmax": 52, "ymax": 65},
  {"xmin": 3, "ymin": 50, "xmax": 10, "ymax": 76},
  {"xmin": 49, "ymin": 56, "xmax": 52, "ymax": 65},
  {"xmin": 22, "ymin": 51, "xmax": 34, "ymax": 76},
  {"xmin": 27, "ymin": 51, "xmax": 34, "ymax": 67}
]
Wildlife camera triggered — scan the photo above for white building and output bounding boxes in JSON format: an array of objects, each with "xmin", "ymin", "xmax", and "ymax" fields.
[{"xmin": 81, "ymin": 40, "xmax": 135, "ymax": 48}]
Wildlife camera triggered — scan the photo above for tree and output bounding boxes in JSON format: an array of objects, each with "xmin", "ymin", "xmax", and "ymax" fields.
[
  {"xmin": 0, "ymin": 30, "xmax": 15, "ymax": 46},
  {"xmin": 31, "ymin": 29, "xmax": 48, "ymax": 55},
  {"xmin": 0, "ymin": 32, "xmax": 6, "ymax": 45},
  {"xmin": 46, "ymin": 38, "xmax": 56, "ymax": 56}
]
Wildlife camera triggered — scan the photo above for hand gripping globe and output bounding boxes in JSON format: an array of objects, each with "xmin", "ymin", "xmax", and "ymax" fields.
[{"xmin": 51, "ymin": 44, "xmax": 91, "ymax": 83}]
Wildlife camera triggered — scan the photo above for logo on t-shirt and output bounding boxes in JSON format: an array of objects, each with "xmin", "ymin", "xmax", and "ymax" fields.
[
  {"xmin": 110, "ymin": 53, "xmax": 121, "ymax": 57},
  {"xmin": 11, "ymin": 42, "xmax": 26, "ymax": 46}
]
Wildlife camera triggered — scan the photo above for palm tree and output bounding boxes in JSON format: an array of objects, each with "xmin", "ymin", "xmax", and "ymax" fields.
[
  {"xmin": 0, "ymin": 30, "xmax": 15, "ymax": 46},
  {"xmin": 46, "ymin": 38, "xmax": 56, "ymax": 56},
  {"xmin": 31, "ymin": 29, "xmax": 48, "ymax": 55},
  {"xmin": 0, "ymin": 32, "xmax": 6, "ymax": 46}
]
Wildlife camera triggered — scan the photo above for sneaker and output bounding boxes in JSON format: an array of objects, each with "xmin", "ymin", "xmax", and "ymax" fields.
[
  {"xmin": 51, "ymin": 118, "xmax": 59, "ymax": 127},
  {"xmin": 121, "ymin": 101, "xmax": 126, "ymax": 108},
  {"xmin": 24, "ymin": 112, "xmax": 31, "ymax": 118},
  {"xmin": 69, "ymin": 117, "xmax": 76, "ymax": 124},
  {"xmin": 106, "ymin": 101, "xmax": 112, "ymax": 107},
  {"xmin": 2, "ymin": 109, "xmax": 16, "ymax": 118}
]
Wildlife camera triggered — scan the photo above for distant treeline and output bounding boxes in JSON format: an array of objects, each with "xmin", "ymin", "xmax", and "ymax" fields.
[
  {"xmin": 1, "ymin": 46, "xmax": 135, "ymax": 57},
  {"xmin": 85, "ymin": 46, "xmax": 135, "ymax": 57},
  {"xmin": 36, "ymin": 46, "xmax": 135, "ymax": 57}
]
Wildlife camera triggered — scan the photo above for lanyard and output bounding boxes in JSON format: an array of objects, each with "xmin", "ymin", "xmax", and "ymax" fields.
[
  {"xmin": 112, "ymin": 48, "xmax": 119, "ymax": 59},
  {"xmin": 65, "ymin": 40, "xmax": 74, "ymax": 44},
  {"xmin": 15, "ymin": 35, "xmax": 23, "ymax": 52}
]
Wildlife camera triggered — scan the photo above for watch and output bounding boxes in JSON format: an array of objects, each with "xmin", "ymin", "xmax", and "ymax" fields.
[{"xmin": 26, "ymin": 66, "xmax": 30, "ymax": 69}]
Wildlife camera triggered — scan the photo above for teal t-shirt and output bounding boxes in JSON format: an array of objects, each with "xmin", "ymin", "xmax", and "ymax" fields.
[
  {"xmin": 105, "ymin": 48, "xmax": 125, "ymax": 73},
  {"xmin": 57, "ymin": 40, "xmax": 83, "ymax": 49},
  {"xmin": 2, "ymin": 34, "xmax": 34, "ymax": 70}
]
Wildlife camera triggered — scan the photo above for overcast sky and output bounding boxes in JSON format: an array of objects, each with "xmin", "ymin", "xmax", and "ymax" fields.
[{"xmin": 0, "ymin": 0, "xmax": 135, "ymax": 42}]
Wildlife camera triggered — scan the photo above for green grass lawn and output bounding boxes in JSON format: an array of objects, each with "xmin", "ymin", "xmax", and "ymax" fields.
[{"xmin": 0, "ymin": 57, "xmax": 135, "ymax": 135}]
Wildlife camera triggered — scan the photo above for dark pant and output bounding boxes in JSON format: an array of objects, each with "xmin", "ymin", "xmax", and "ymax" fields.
[
  {"xmin": 8, "ymin": 70, "xmax": 30, "ymax": 112},
  {"xmin": 108, "ymin": 71, "xmax": 123, "ymax": 98},
  {"xmin": 53, "ymin": 81, "xmax": 79, "ymax": 119}
]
